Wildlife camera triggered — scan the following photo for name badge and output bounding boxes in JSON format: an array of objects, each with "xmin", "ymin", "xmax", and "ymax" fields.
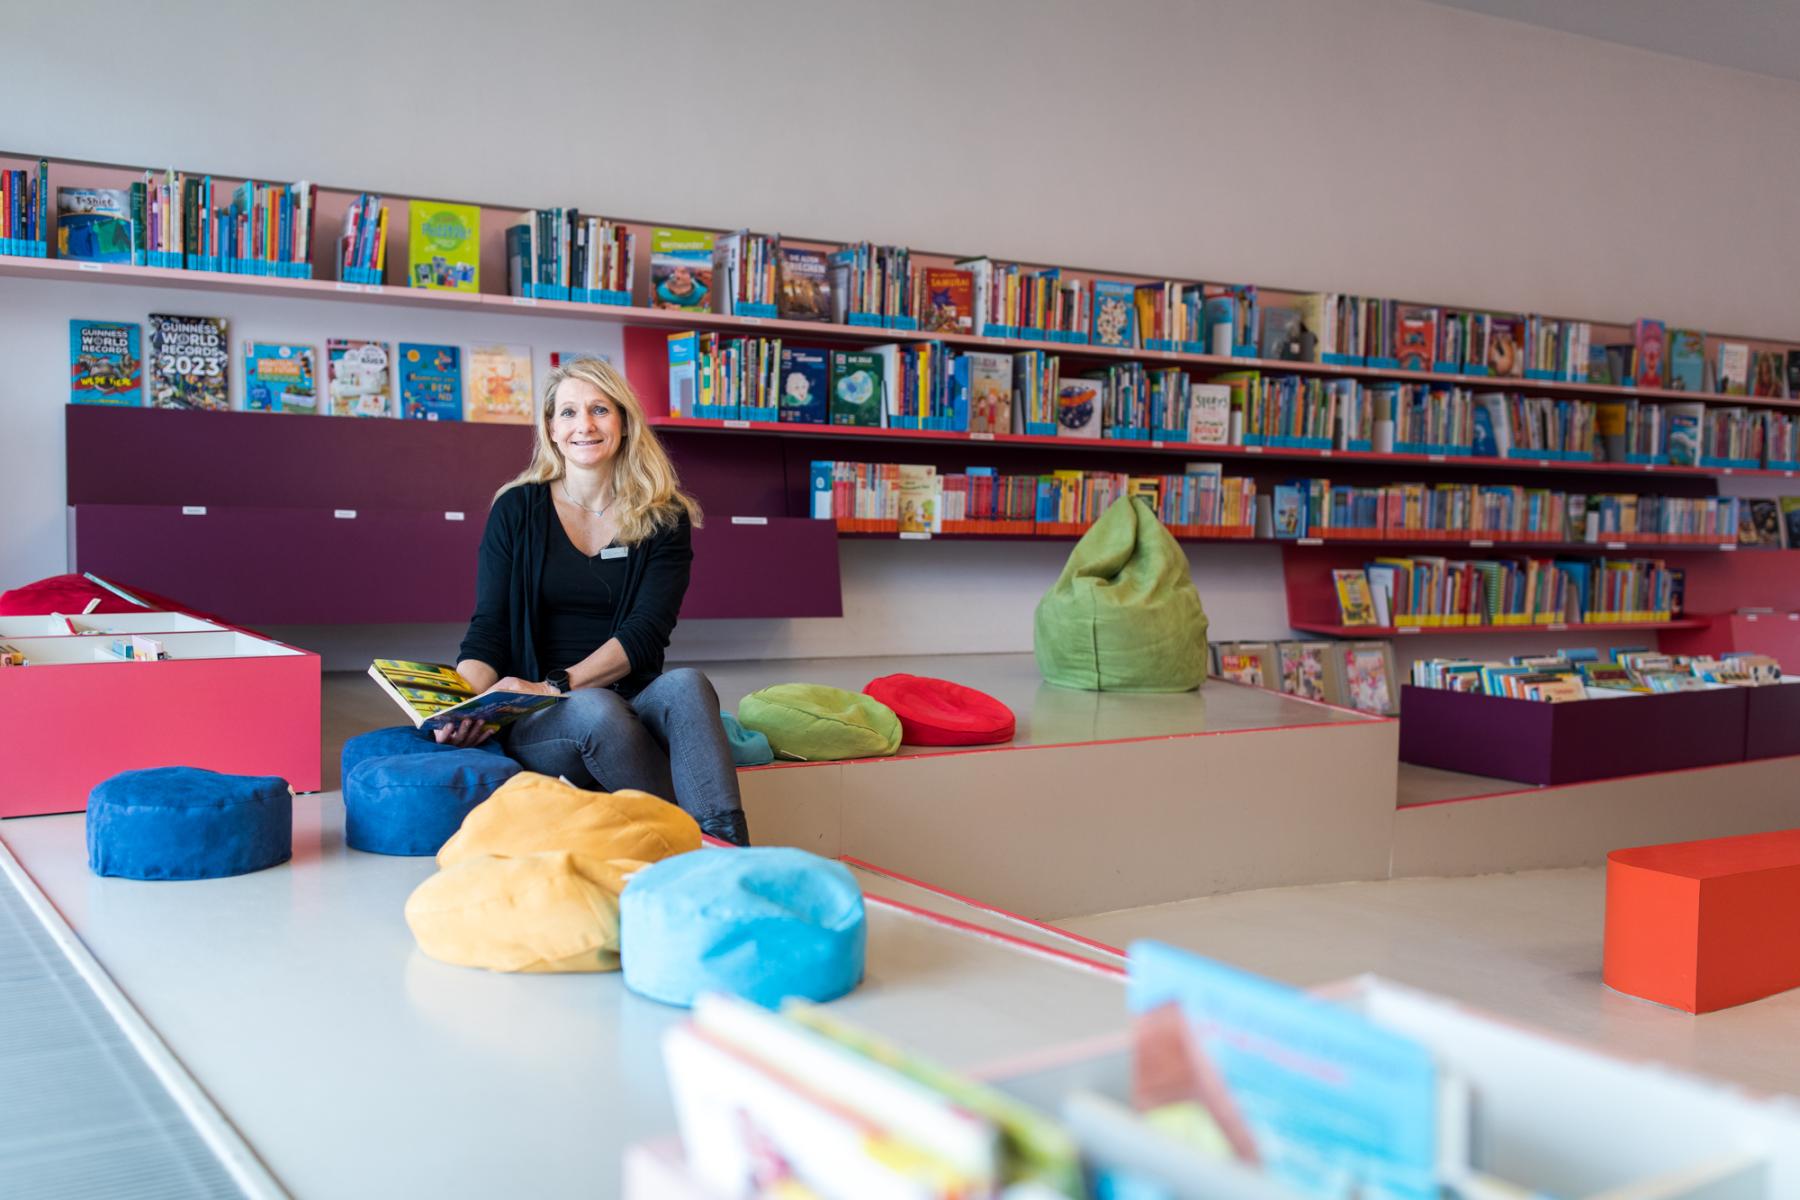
[{"xmin": 599, "ymin": 546, "xmax": 628, "ymax": 560}]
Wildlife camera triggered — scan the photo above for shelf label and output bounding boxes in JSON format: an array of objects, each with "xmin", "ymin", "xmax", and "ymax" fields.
[
  {"xmin": 1151, "ymin": 440, "xmax": 1165, "ymax": 449},
  {"xmin": 1427, "ymin": 454, "xmax": 1447, "ymax": 463},
  {"xmin": 1787, "ymin": 471, "xmax": 1797, "ymax": 479},
  {"xmin": 335, "ymin": 281, "xmax": 362, "ymax": 292},
  {"xmin": 334, "ymin": 509, "xmax": 357, "ymax": 519},
  {"xmin": 78, "ymin": 262, "xmax": 103, "ymax": 272},
  {"xmin": 899, "ymin": 531, "xmax": 931, "ymax": 541},
  {"xmin": 365, "ymin": 284, "xmax": 382, "ymax": 295},
  {"xmin": 1724, "ymin": 467, "xmax": 1735, "ymax": 475},
  {"xmin": 1604, "ymin": 541, "xmax": 1627, "ymax": 550},
  {"xmin": 1297, "ymin": 537, "xmax": 1324, "ymax": 546},
  {"xmin": 1397, "ymin": 627, "xmax": 1421, "ymax": 634},
  {"xmin": 1643, "ymin": 463, "xmax": 1657, "ymax": 471},
  {"xmin": 1468, "ymin": 539, "xmax": 1494, "ymax": 548},
  {"xmin": 1719, "ymin": 543, "xmax": 1737, "ymax": 551},
  {"xmin": 1535, "ymin": 461, "xmax": 1550, "ymax": 468},
  {"xmin": 740, "ymin": 316, "xmax": 762, "ymax": 325},
  {"xmin": 723, "ymin": 419, "xmax": 750, "ymax": 429},
  {"xmin": 1320, "ymin": 448, "xmax": 1333, "ymax": 457},
  {"xmin": 969, "ymin": 432, "xmax": 995, "ymax": 441},
  {"xmin": 180, "ymin": 505, "xmax": 206, "ymax": 516},
  {"xmin": 1547, "ymin": 623, "xmax": 1569, "ymax": 631},
  {"xmin": 444, "ymin": 511, "xmax": 465, "ymax": 521},
  {"xmin": 1246, "ymin": 445, "xmax": 1265, "ymax": 454},
  {"xmin": 512, "ymin": 296, "xmax": 537, "ymax": 306},
  {"xmin": 730, "ymin": 516, "xmax": 769, "ymax": 526}
]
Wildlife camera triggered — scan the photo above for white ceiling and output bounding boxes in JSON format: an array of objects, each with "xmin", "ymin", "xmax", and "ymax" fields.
[{"xmin": 1418, "ymin": 0, "xmax": 1800, "ymax": 83}]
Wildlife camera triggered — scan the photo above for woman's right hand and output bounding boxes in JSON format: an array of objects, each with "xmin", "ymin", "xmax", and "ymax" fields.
[{"xmin": 433, "ymin": 717, "xmax": 493, "ymax": 748}]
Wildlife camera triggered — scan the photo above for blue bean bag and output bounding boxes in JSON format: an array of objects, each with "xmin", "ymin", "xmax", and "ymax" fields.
[
  {"xmin": 87, "ymin": 766, "xmax": 292, "ymax": 881},
  {"xmin": 620, "ymin": 847, "xmax": 865, "ymax": 1008},
  {"xmin": 343, "ymin": 750, "xmax": 520, "ymax": 857},
  {"xmin": 340, "ymin": 725, "xmax": 506, "ymax": 785},
  {"xmin": 719, "ymin": 711, "xmax": 774, "ymax": 767}
]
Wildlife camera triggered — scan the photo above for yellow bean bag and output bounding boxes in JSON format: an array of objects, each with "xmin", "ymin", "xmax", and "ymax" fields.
[
  {"xmin": 436, "ymin": 772, "xmax": 700, "ymax": 877},
  {"xmin": 404, "ymin": 851, "xmax": 624, "ymax": 973}
]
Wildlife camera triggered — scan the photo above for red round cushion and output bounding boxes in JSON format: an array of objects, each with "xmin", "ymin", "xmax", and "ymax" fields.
[{"xmin": 862, "ymin": 674, "xmax": 1016, "ymax": 747}]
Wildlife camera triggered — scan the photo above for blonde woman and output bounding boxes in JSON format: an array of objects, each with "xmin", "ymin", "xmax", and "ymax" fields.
[{"xmin": 440, "ymin": 358, "xmax": 749, "ymax": 846}]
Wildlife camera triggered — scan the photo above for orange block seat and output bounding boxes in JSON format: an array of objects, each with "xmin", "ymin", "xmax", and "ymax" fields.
[{"xmin": 1603, "ymin": 828, "xmax": 1800, "ymax": 1014}]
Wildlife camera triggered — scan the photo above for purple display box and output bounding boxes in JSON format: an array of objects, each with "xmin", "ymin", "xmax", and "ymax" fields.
[
  {"xmin": 1398, "ymin": 684, "xmax": 1748, "ymax": 786},
  {"xmin": 1744, "ymin": 683, "xmax": 1800, "ymax": 761}
]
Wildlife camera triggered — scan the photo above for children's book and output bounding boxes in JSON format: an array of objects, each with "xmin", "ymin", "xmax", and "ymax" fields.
[
  {"xmin": 56, "ymin": 188, "xmax": 135, "ymax": 262},
  {"xmin": 1333, "ymin": 569, "xmax": 1378, "ymax": 625},
  {"xmin": 778, "ymin": 346, "xmax": 830, "ymax": 424},
  {"xmin": 964, "ymin": 351, "xmax": 1014, "ymax": 435},
  {"xmin": 1278, "ymin": 642, "xmax": 1330, "ymax": 701},
  {"xmin": 1344, "ymin": 642, "xmax": 1395, "ymax": 713},
  {"xmin": 1217, "ymin": 644, "xmax": 1273, "ymax": 688},
  {"xmin": 1781, "ymin": 497, "xmax": 1800, "ymax": 550},
  {"xmin": 1271, "ymin": 484, "xmax": 1305, "ymax": 538},
  {"xmin": 919, "ymin": 267, "xmax": 975, "ymax": 333},
  {"xmin": 828, "ymin": 350, "xmax": 883, "ymax": 426},
  {"xmin": 1664, "ymin": 401, "xmax": 1705, "ymax": 466},
  {"xmin": 243, "ymin": 342, "xmax": 318, "ymax": 414},
  {"xmin": 1666, "ymin": 329, "xmax": 1706, "ymax": 391},
  {"xmin": 1260, "ymin": 304, "xmax": 1312, "ymax": 361},
  {"xmin": 1716, "ymin": 342, "xmax": 1749, "ymax": 395},
  {"xmin": 1090, "ymin": 280, "xmax": 1138, "ymax": 348},
  {"xmin": 651, "ymin": 228, "xmax": 715, "ymax": 311},
  {"xmin": 398, "ymin": 343, "xmax": 463, "ymax": 421},
  {"xmin": 1752, "ymin": 349, "xmax": 1787, "ymax": 398},
  {"xmin": 1393, "ymin": 305, "xmax": 1438, "ymax": 372},
  {"xmin": 147, "ymin": 314, "xmax": 229, "ymax": 410},
  {"xmin": 776, "ymin": 245, "xmax": 833, "ymax": 322},
  {"xmin": 897, "ymin": 464, "xmax": 938, "ymax": 535},
  {"xmin": 1056, "ymin": 377, "xmax": 1103, "ymax": 438},
  {"xmin": 1187, "ymin": 382, "xmax": 1231, "ymax": 444},
  {"xmin": 366, "ymin": 659, "xmax": 562, "ymax": 732},
  {"xmin": 1746, "ymin": 499, "xmax": 1783, "ymax": 547},
  {"xmin": 466, "ymin": 344, "xmax": 534, "ymax": 424},
  {"xmin": 1788, "ymin": 350, "xmax": 1800, "ymax": 401},
  {"xmin": 326, "ymin": 338, "xmax": 393, "ymax": 418},
  {"xmin": 1632, "ymin": 318, "xmax": 1666, "ymax": 388},
  {"xmin": 69, "ymin": 320, "xmax": 142, "ymax": 406},
  {"xmin": 407, "ymin": 200, "xmax": 480, "ymax": 291}
]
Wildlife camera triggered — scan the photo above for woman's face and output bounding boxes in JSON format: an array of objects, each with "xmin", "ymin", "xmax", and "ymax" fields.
[{"xmin": 549, "ymin": 378, "xmax": 625, "ymax": 471}]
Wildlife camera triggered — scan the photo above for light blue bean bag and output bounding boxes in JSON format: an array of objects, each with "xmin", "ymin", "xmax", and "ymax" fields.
[
  {"xmin": 719, "ymin": 711, "xmax": 774, "ymax": 767},
  {"xmin": 620, "ymin": 848, "xmax": 865, "ymax": 1008},
  {"xmin": 343, "ymin": 750, "xmax": 520, "ymax": 857},
  {"xmin": 340, "ymin": 725, "xmax": 507, "ymax": 785},
  {"xmin": 87, "ymin": 766, "xmax": 292, "ymax": 881}
]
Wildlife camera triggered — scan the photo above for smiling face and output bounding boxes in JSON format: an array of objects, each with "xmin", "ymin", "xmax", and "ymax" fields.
[{"xmin": 548, "ymin": 378, "xmax": 625, "ymax": 472}]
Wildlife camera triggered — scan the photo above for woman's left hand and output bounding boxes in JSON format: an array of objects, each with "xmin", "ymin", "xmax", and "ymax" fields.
[{"xmin": 487, "ymin": 676, "xmax": 561, "ymax": 697}]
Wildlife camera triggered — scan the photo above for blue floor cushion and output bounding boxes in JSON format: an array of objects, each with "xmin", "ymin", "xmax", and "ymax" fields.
[
  {"xmin": 719, "ymin": 711, "xmax": 774, "ymax": 767},
  {"xmin": 343, "ymin": 750, "xmax": 520, "ymax": 857},
  {"xmin": 87, "ymin": 766, "xmax": 292, "ymax": 881},
  {"xmin": 340, "ymin": 725, "xmax": 506, "ymax": 786},
  {"xmin": 620, "ymin": 847, "xmax": 865, "ymax": 1008}
]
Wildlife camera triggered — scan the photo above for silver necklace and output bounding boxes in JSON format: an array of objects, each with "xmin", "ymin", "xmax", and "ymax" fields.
[{"xmin": 561, "ymin": 480, "xmax": 613, "ymax": 518}]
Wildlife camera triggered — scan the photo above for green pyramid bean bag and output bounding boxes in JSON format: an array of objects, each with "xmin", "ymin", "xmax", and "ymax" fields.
[
  {"xmin": 739, "ymin": 683, "xmax": 902, "ymax": 761},
  {"xmin": 1034, "ymin": 496, "xmax": 1208, "ymax": 692}
]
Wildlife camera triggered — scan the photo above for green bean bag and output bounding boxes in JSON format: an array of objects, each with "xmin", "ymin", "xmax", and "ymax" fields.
[
  {"xmin": 1034, "ymin": 496, "xmax": 1208, "ymax": 692},
  {"xmin": 738, "ymin": 684, "xmax": 902, "ymax": 761}
]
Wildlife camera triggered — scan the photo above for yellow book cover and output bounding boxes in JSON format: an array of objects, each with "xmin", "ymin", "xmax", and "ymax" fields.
[
  {"xmin": 1332, "ymin": 570, "xmax": 1377, "ymax": 626},
  {"xmin": 467, "ymin": 344, "xmax": 534, "ymax": 424},
  {"xmin": 408, "ymin": 200, "xmax": 481, "ymax": 292},
  {"xmin": 367, "ymin": 658, "xmax": 561, "ymax": 731},
  {"xmin": 897, "ymin": 464, "xmax": 937, "ymax": 536}
]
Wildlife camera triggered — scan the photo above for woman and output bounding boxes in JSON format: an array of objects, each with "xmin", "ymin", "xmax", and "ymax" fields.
[{"xmin": 439, "ymin": 357, "xmax": 750, "ymax": 846}]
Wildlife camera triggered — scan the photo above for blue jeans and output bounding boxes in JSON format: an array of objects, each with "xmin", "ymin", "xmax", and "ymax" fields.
[{"xmin": 502, "ymin": 668, "xmax": 742, "ymax": 825}]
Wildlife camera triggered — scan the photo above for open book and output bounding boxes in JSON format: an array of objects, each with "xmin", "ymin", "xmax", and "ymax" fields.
[{"xmin": 366, "ymin": 659, "xmax": 563, "ymax": 732}]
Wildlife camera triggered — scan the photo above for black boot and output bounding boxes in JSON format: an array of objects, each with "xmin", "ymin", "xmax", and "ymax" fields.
[{"xmin": 699, "ymin": 810, "xmax": 751, "ymax": 847}]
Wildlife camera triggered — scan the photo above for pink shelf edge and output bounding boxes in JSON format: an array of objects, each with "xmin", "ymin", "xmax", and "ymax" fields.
[{"xmin": 1290, "ymin": 619, "xmax": 1710, "ymax": 637}]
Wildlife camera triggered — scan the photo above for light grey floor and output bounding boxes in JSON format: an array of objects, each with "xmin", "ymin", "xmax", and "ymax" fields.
[{"xmin": 1061, "ymin": 867, "xmax": 1800, "ymax": 1100}]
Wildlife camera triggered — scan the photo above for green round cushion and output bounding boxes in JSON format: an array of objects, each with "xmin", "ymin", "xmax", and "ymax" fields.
[
  {"xmin": 1034, "ymin": 495, "xmax": 1209, "ymax": 692},
  {"xmin": 738, "ymin": 684, "xmax": 902, "ymax": 761}
]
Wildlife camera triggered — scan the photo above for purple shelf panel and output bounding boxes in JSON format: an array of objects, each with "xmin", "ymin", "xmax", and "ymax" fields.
[
  {"xmin": 1398, "ymin": 683, "xmax": 1747, "ymax": 786},
  {"xmin": 1744, "ymin": 683, "xmax": 1800, "ymax": 761},
  {"xmin": 685, "ymin": 519, "xmax": 842, "ymax": 619}
]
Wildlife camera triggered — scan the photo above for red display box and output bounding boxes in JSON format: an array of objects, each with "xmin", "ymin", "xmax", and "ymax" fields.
[
  {"xmin": 1398, "ymin": 683, "xmax": 1747, "ymax": 786},
  {"xmin": 0, "ymin": 612, "xmax": 320, "ymax": 817}
]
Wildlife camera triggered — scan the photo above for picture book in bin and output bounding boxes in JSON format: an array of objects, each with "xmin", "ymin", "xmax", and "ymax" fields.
[
  {"xmin": 965, "ymin": 351, "xmax": 1013, "ymax": 435},
  {"xmin": 776, "ymin": 245, "xmax": 832, "ymax": 322},
  {"xmin": 56, "ymin": 188, "xmax": 134, "ymax": 263},
  {"xmin": 148, "ymin": 314, "xmax": 229, "ymax": 410},
  {"xmin": 919, "ymin": 267, "xmax": 974, "ymax": 333},
  {"xmin": 1632, "ymin": 319, "xmax": 1666, "ymax": 387},
  {"xmin": 1781, "ymin": 497, "xmax": 1800, "ymax": 549},
  {"xmin": 651, "ymin": 228, "xmax": 715, "ymax": 312},
  {"xmin": 1752, "ymin": 349, "xmax": 1787, "ymax": 399},
  {"xmin": 1666, "ymin": 329, "xmax": 1706, "ymax": 391},
  {"xmin": 1344, "ymin": 641, "xmax": 1394, "ymax": 714},
  {"xmin": 1057, "ymin": 377, "xmax": 1102, "ymax": 438},
  {"xmin": 69, "ymin": 320, "xmax": 141, "ymax": 405},
  {"xmin": 244, "ymin": 342, "xmax": 318, "ymax": 413},
  {"xmin": 1394, "ymin": 306, "xmax": 1438, "ymax": 372},
  {"xmin": 398, "ymin": 343, "xmax": 463, "ymax": 421},
  {"xmin": 1187, "ymin": 382, "xmax": 1231, "ymax": 444},
  {"xmin": 828, "ymin": 350, "xmax": 883, "ymax": 427},
  {"xmin": 1090, "ymin": 280, "xmax": 1138, "ymax": 348},
  {"xmin": 778, "ymin": 346, "xmax": 829, "ymax": 424},
  {"xmin": 1279, "ymin": 641, "xmax": 1330, "ymax": 701},
  {"xmin": 407, "ymin": 200, "xmax": 480, "ymax": 291},
  {"xmin": 467, "ymin": 344, "xmax": 534, "ymax": 424},
  {"xmin": 1128, "ymin": 940, "xmax": 1443, "ymax": 1200},
  {"xmin": 367, "ymin": 659, "xmax": 561, "ymax": 733},
  {"xmin": 1334, "ymin": 569, "xmax": 1378, "ymax": 625},
  {"xmin": 326, "ymin": 338, "xmax": 392, "ymax": 418}
]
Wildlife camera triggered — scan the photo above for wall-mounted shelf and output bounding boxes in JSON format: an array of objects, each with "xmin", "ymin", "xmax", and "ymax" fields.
[{"xmin": 1292, "ymin": 619, "xmax": 1709, "ymax": 638}]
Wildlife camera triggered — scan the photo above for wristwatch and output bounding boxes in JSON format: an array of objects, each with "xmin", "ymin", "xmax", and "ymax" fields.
[{"xmin": 546, "ymin": 669, "xmax": 571, "ymax": 694}]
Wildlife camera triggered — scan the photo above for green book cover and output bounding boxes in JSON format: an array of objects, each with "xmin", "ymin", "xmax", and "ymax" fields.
[
  {"xmin": 829, "ymin": 350, "xmax": 883, "ymax": 426},
  {"xmin": 408, "ymin": 200, "xmax": 480, "ymax": 291}
]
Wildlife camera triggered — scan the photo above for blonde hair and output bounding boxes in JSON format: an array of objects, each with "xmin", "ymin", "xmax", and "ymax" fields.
[{"xmin": 496, "ymin": 358, "xmax": 703, "ymax": 543}]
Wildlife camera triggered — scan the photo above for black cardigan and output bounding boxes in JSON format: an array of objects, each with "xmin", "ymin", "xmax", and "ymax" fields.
[{"xmin": 456, "ymin": 482, "xmax": 693, "ymax": 698}]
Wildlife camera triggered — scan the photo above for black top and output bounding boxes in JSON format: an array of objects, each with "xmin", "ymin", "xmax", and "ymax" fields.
[
  {"xmin": 538, "ymin": 511, "xmax": 630, "ymax": 675},
  {"xmin": 457, "ymin": 482, "xmax": 694, "ymax": 698}
]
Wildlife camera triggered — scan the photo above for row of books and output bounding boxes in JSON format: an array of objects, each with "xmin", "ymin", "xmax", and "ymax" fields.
[
  {"xmin": 67, "ymin": 313, "xmax": 601, "ymax": 421},
  {"xmin": 506, "ymin": 208, "xmax": 636, "ymax": 300},
  {"xmin": 1212, "ymin": 638, "xmax": 1398, "ymax": 715},
  {"xmin": 1412, "ymin": 648, "xmax": 1785, "ymax": 702},
  {"xmin": 1, "ymin": 159, "xmax": 47, "ymax": 253},
  {"xmin": 807, "ymin": 462, "xmax": 1259, "ymax": 537},
  {"xmin": 57, "ymin": 174, "xmax": 318, "ymax": 277},
  {"xmin": 1330, "ymin": 556, "xmax": 1682, "ymax": 628},
  {"xmin": 1269, "ymin": 479, "xmax": 1743, "ymax": 545}
]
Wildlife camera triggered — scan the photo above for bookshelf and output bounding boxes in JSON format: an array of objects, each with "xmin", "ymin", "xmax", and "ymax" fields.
[{"xmin": 13, "ymin": 149, "xmax": 1800, "ymax": 637}]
